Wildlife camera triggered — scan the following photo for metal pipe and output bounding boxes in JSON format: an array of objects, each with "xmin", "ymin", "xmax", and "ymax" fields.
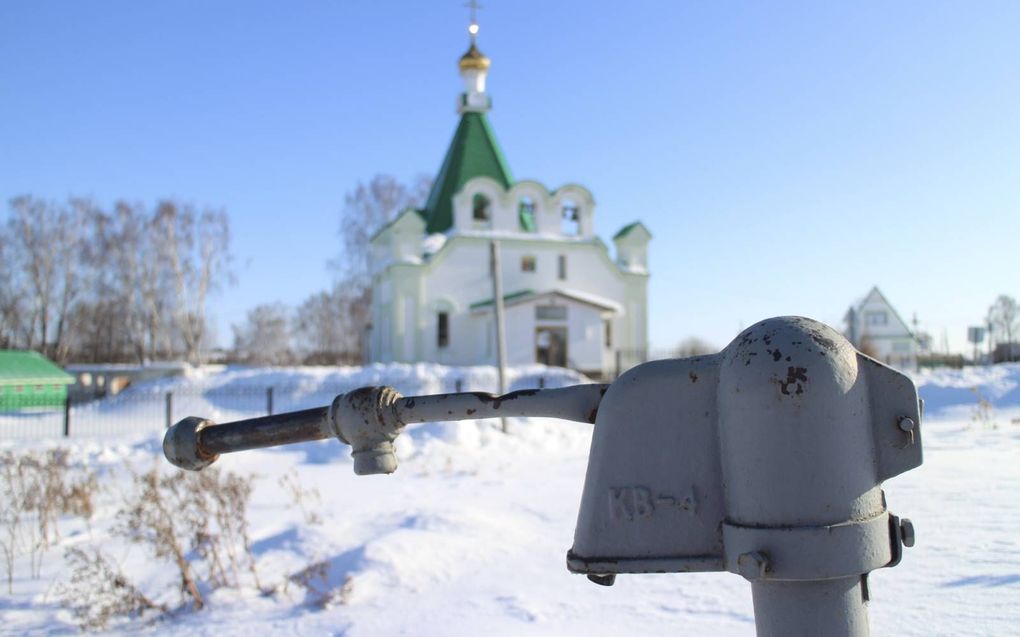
[
  {"xmin": 165, "ymin": 383, "xmax": 609, "ymax": 472},
  {"xmin": 750, "ymin": 577, "xmax": 869, "ymax": 637},
  {"xmin": 200, "ymin": 406, "xmax": 331, "ymax": 456},
  {"xmin": 395, "ymin": 385, "xmax": 607, "ymax": 425}
]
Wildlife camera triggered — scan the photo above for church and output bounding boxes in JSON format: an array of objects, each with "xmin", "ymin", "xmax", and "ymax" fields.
[{"xmin": 366, "ymin": 20, "xmax": 650, "ymax": 379}]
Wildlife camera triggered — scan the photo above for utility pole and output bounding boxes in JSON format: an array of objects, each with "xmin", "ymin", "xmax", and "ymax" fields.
[{"xmin": 490, "ymin": 240, "xmax": 509, "ymax": 433}]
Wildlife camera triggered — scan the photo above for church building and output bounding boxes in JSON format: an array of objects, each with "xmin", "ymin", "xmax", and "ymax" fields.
[{"xmin": 367, "ymin": 21, "xmax": 650, "ymax": 378}]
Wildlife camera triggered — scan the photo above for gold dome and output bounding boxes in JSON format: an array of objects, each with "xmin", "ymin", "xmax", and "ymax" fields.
[{"xmin": 459, "ymin": 42, "xmax": 491, "ymax": 72}]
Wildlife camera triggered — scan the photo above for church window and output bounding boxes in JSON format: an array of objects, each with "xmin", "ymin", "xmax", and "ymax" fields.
[
  {"xmin": 521, "ymin": 256, "xmax": 536, "ymax": 272},
  {"xmin": 561, "ymin": 200, "xmax": 580, "ymax": 235},
  {"xmin": 437, "ymin": 312, "xmax": 450, "ymax": 348},
  {"xmin": 558, "ymin": 254, "xmax": 567, "ymax": 280},
  {"xmin": 473, "ymin": 194, "xmax": 491, "ymax": 221},
  {"xmin": 518, "ymin": 197, "xmax": 536, "ymax": 232},
  {"xmin": 536, "ymin": 305, "xmax": 567, "ymax": 321}
]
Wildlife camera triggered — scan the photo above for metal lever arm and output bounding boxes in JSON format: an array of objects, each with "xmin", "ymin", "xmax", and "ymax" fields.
[{"xmin": 164, "ymin": 384, "xmax": 608, "ymax": 473}]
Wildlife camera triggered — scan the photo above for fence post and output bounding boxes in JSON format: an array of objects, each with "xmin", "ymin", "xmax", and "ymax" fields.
[
  {"xmin": 614, "ymin": 350, "xmax": 622, "ymax": 380},
  {"xmin": 165, "ymin": 392, "xmax": 173, "ymax": 429},
  {"xmin": 455, "ymin": 379, "xmax": 463, "ymax": 393},
  {"xmin": 267, "ymin": 387, "xmax": 274, "ymax": 416},
  {"xmin": 63, "ymin": 395, "xmax": 71, "ymax": 438},
  {"xmin": 538, "ymin": 376, "xmax": 545, "ymax": 389}
]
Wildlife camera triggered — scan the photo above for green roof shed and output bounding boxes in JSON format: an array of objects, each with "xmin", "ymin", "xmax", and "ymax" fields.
[{"xmin": 0, "ymin": 350, "xmax": 74, "ymax": 411}]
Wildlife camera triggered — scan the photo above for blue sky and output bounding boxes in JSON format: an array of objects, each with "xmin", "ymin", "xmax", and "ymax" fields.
[{"xmin": 2, "ymin": 1, "xmax": 1018, "ymax": 353}]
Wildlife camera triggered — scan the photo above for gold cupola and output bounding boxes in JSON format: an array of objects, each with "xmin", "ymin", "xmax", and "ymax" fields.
[
  {"xmin": 459, "ymin": 41, "xmax": 491, "ymax": 72},
  {"xmin": 457, "ymin": 21, "xmax": 492, "ymax": 114}
]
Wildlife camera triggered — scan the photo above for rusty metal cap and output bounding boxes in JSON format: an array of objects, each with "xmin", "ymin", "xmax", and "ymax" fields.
[{"xmin": 163, "ymin": 416, "xmax": 219, "ymax": 471}]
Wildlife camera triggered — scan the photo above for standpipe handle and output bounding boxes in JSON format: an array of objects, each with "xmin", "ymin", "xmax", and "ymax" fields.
[
  {"xmin": 163, "ymin": 384, "xmax": 609, "ymax": 473},
  {"xmin": 163, "ymin": 406, "xmax": 332, "ymax": 471}
]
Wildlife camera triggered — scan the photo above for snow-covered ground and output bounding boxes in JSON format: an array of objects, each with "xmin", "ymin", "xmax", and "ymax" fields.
[{"xmin": 1, "ymin": 362, "xmax": 1019, "ymax": 635}]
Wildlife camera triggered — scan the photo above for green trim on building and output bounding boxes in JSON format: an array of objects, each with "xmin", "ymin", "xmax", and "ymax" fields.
[
  {"xmin": 613, "ymin": 220, "xmax": 652, "ymax": 240},
  {"xmin": 469, "ymin": 289, "xmax": 535, "ymax": 310},
  {"xmin": 518, "ymin": 206, "xmax": 536, "ymax": 232},
  {"xmin": 0, "ymin": 350, "xmax": 74, "ymax": 411},
  {"xmin": 422, "ymin": 112, "xmax": 513, "ymax": 234}
]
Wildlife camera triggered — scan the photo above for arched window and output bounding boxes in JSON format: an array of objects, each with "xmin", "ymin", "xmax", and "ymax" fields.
[
  {"xmin": 518, "ymin": 196, "xmax": 536, "ymax": 232},
  {"xmin": 473, "ymin": 193, "xmax": 491, "ymax": 221},
  {"xmin": 561, "ymin": 199, "xmax": 580, "ymax": 235}
]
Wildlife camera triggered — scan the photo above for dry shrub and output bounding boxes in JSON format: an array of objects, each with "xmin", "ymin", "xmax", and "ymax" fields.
[
  {"xmin": 55, "ymin": 546, "xmax": 166, "ymax": 630},
  {"xmin": 287, "ymin": 560, "xmax": 354, "ymax": 608},
  {"xmin": 970, "ymin": 387, "xmax": 996, "ymax": 429},
  {"xmin": 278, "ymin": 470, "xmax": 322, "ymax": 526},
  {"xmin": 117, "ymin": 465, "xmax": 261, "ymax": 610},
  {"xmin": 0, "ymin": 449, "xmax": 99, "ymax": 593}
]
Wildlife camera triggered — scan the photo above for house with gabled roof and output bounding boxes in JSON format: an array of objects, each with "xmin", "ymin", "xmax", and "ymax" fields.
[
  {"xmin": 843, "ymin": 286, "xmax": 920, "ymax": 369},
  {"xmin": 367, "ymin": 23, "xmax": 649, "ymax": 378}
]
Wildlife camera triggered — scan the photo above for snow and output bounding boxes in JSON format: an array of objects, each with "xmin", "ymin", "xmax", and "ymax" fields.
[
  {"xmin": 2, "ymin": 363, "xmax": 1019, "ymax": 635},
  {"xmin": 422, "ymin": 233, "xmax": 448, "ymax": 256}
]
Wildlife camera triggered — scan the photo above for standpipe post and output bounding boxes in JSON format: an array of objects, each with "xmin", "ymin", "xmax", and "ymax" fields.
[{"xmin": 567, "ymin": 316, "xmax": 922, "ymax": 636}]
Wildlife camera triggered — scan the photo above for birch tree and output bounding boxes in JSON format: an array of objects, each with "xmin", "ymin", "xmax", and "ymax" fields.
[
  {"xmin": 154, "ymin": 202, "xmax": 232, "ymax": 365},
  {"xmin": 5, "ymin": 197, "xmax": 88, "ymax": 361}
]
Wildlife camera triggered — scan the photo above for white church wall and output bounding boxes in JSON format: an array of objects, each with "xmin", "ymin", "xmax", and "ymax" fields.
[
  {"xmin": 452, "ymin": 176, "xmax": 504, "ymax": 232},
  {"xmin": 410, "ymin": 235, "xmax": 642, "ymax": 369},
  {"xmin": 563, "ymin": 304, "xmax": 605, "ymax": 372}
]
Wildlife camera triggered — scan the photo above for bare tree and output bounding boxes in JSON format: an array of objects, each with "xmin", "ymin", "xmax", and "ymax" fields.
[
  {"xmin": 987, "ymin": 295, "xmax": 1019, "ymax": 361},
  {"xmin": 154, "ymin": 202, "xmax": 232, "ymax": 365},
  {"xmin": 3, "ymin": 196, "xmax": 232, "ymax": 363},
  {"xmin": 0, "ymin": 232, "xmax": 27, "ymax": 349},
  {"xmin": 293, "ymin": 287, "xmax": 360, "ymax": 364},
  {"xmin": 329, "ymin": 174, "xmax": 431, "ymax": 361},
  {"xmin": 99, "ymin": 201, "xmax": 175, "ymax": 362},
  {"xmin": 5, "ymin": 197, "xmax": 88, "ymax": 362},
  {"xmin": 332, "ymin": 174, "xmax": 432, "ymax": 292},
  {"xmin": 232, "ymin": 303, "xmax": 294, "ymax": 365}
]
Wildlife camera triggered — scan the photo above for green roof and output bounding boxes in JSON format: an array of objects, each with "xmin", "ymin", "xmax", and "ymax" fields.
[
  {"xmin": 422, "ymin": 111, "xmax": 513, "ymax": 234},
  {"xmin": 0, "ymin": 351, "xmax": 74, "ymax": 385},
  {"xmin": 469, "ymin": 289, "xmax": 534, "ymax": 310},
  {"xmin": 613, "ymin": 221, "xmax": 652, "ymax": 240}
]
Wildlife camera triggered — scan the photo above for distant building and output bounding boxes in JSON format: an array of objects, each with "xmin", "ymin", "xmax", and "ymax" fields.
[
  {"xmin": 843, "ymin": 287, "xmax": 920, "ymax": 369},
  {"xmin": 0, "ymin": 350, "xmax": 74, "ymax": 411},
  {"xmin": 993, "ymin": 343, "xmax": 1020, "ymax": 363},
  {"xmin": 64, "ymin": 362, "xmax": 190, "ymax": 402},
  {"xmin": 367, "ymin": 24, "xmax": 649, "ymax": 378}
]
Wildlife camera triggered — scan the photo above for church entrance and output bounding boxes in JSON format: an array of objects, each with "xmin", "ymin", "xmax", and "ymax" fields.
[{"xmin": 536, "ymin": 327, "xmax": 567, "ymax": 367}]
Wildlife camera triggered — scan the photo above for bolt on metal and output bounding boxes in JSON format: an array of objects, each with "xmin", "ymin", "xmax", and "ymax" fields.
[
  {"xmin": 900, "ymin": 518, "xmax": 916, "ymax": 548},
  {"xmin": 737, "ymin": 551, "xmax": 770, "ymax": 580}
]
